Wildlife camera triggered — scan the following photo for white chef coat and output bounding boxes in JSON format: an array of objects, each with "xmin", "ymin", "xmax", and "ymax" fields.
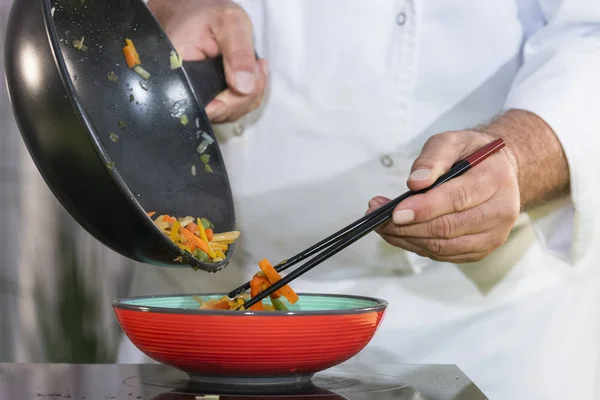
[{"xmin": 118, "ymin": 1, "xmax": 600, "ymax": 399}]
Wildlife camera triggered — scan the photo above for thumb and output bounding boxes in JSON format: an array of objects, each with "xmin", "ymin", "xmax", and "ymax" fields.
[
  {"xmin": 211, "ymin": 6, "xmax": 258, "ymax": 95},
  {"xmin": 407, "ymin": 133, "xmax": 466, "ymax": 191}
]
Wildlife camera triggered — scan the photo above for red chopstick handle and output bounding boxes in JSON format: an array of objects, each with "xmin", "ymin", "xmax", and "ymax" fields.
[{"xmin": 464, "ymin": 138, "xmax": 505, "ymax": 167}]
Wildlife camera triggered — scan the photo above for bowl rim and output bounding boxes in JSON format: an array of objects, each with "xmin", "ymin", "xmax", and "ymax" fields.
[{"xmin": 112, "ymin": 292, "xmax": 388, "ymax": 316}]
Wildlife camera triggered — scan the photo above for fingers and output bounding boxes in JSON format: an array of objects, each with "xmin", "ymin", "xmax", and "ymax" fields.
[
  {"xmin": 205, "ymin": 58, "xmax": 268, "ymax": 122},
  {"xmin": 391, "ymin": 168, "xmax": 497, "ymax": 227},
  {"xmin": 406, "ymin": 132, "xmax": 473, "ymax": 191},
  {"xmin": 380, "ymin": 233, "xmax": 495, "ymax": 263},
  {"xmin": 211, "ymin": 5, "xmax": 259, "ymax": 95}
]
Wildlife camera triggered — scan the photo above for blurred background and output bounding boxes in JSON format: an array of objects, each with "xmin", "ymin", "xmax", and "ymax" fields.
[{"xmin": 0, "ymin": 0, "xmax": 136, "ymax": 363}]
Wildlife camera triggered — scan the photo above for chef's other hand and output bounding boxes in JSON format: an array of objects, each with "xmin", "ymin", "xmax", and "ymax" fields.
[
  {"xmin": 367, "ymin": 131, "xmax": 520, "ymax": 263},
  {"xmin": 148, "ymin": 0, "xmax": 268, "ymax": 123}
]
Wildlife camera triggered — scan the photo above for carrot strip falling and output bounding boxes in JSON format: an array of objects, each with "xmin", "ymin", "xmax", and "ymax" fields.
[
  {"xmin": 258, "ymin": 258, "xmax": 299, "ymax": 304},
  {"xmin": 147, "ymin": 211, "xmax": 156, "ymax": 218}
]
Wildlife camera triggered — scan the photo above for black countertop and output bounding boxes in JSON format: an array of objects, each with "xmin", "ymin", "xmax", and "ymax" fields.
[{"xmin": 0, "ymin": 363, "xmax": 488, "ymax": 400}]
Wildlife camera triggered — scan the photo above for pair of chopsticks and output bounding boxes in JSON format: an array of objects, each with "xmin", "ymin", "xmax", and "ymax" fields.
[{"xmin": 231, "ymin": 138, "xmax": 506, "ymax": 310}]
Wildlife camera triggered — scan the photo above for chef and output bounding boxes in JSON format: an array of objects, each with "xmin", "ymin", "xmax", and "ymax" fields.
[{"xmin": 121, "ymin": 1, "xmax": 600, "ymax": 399}]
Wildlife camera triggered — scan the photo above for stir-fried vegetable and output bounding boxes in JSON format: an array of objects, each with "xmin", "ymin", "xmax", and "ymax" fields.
[
  {"xmin": 72, "ymin": 36, "xmax": 87, "ymax": 51},
  {"xmin": 194, "ymin": 257, "xmax": 299, "ymax": 312},
  {"xmin": 107, "ymin": 71, "xmax": 118, "ymax": 82},
  {"xmin": 134, "ymin": 65, "xmax": 151, "ymax": 80},
  {"xmin": 149, "ymin": 212, "xmax": 239, "ymax": 264},
  {"xmin": 123, "ymin": 39, "xmax": 140, "ymax": 68}
]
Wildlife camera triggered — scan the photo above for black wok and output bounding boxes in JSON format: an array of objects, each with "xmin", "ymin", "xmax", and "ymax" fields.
[{"xmin": 4, "ymin": 0, "xmax": 237, "ymax": 272}]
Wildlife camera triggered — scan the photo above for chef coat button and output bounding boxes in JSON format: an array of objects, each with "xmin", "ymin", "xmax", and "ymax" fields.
[
  {"xmin": 380, "ymin": 155, "xmax": 394, "ymax": 168},
  {"xmin": 396, "ymin": 12, "xmax": 407, "ymax": 26},
  {"xmin": 232, "ymin": 121, "xmax": 245, "ymax": 136}
]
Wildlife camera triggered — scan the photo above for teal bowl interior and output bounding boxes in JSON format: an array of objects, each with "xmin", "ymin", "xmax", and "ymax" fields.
[{"xmin": 114, "ymin": 293, "xmax": 387, "ymax": 315}]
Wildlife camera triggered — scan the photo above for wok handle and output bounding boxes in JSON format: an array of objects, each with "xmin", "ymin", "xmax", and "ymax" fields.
[{"xmin": 182, "ymin": 52, "xmax": 259, "ymax": 107}]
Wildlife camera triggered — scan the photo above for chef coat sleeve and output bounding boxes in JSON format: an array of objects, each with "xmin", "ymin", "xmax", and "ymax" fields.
[{"xmin": 503, "ymin": 0, "xmax": 600, "ymax": 265}]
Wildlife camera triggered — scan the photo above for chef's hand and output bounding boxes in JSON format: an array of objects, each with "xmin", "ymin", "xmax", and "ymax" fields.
[
  {"xmin": 147, "ymin": 0, "xmax": 268, "ymax": 123},
  {"xmin": 367, "ymin": 131, "xmax": 520, "ymax": 263}
]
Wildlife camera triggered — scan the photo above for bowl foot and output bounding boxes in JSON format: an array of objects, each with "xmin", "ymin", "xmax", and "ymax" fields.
[{"xmin": 187, "ymin": 373, "xmax": 314, "ymax": 386}]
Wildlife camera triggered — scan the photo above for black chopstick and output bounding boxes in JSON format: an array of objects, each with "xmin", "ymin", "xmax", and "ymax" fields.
[{"xmin": 236, "ymin": 138, "xmax": 506, "ymax": 310}]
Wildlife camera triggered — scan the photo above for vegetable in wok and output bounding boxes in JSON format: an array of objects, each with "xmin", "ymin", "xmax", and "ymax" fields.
[{"xmin": 148, "ymin": 212, "xmax": 239, "ymax": 263}]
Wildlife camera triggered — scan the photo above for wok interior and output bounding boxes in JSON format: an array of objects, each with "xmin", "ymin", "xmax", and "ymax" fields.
[{"xmin": 48, "ymin": 0, "xmax": 236, "ymax": 232}]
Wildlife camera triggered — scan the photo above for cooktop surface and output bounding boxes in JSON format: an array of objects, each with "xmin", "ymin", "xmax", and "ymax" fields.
[{"xmin": 0, "ymin": 363, "xmax": 488, "ymax": 400}]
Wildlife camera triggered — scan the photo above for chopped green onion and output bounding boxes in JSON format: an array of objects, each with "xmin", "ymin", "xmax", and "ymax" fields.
[
  {"xmin": 133, "ymin": 65, "xmax": 150, "ymax": 80},
  {"xmin": 107, "ymin": 71, "xmax": 118, "ymax": 82},
  {"xmin": 106, "ymin": 161, "xmax": 115, "ymax": 170},
  {"xmin": 204, "ymin": 164, "xmax": 213, "ymax": 173},
  {"xmin": 129, "ymin": 94, "xmax": 135, "ymax": 102},
  {"xmin": 109, "ymin": 132, "xmax": 119, "ymax": 143},
  {"xmin": 196, "ymin": 141, "xmax": 209, "ymax": 154},
  {"xmin": 72, "ymin": 37, "xmax": 87, "ymax": 51},
  {"xmin": 170, "ymin": 50, "xmax": 183, "ymax": 70},
  {"xmin": 180, "ymin": 114, "xmax": 189, "ymax": 125},
  {"xmin": 117, "ymin": 119, "xmax": 127, "ymax": 129},
  {"xmin": 191, "ymin": 165, "xmax": 196, "ymax": 176},
  {"xmin": 200, "ymin": 154, "xmax": 210, "ymax": 164}
]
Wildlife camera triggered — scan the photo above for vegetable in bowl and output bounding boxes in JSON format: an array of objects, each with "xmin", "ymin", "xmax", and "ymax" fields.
[{"xmin": 196, "ymin": 258, "xmax": 300, "ymax": 311}]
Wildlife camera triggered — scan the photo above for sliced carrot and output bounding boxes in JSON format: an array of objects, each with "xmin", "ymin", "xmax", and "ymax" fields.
[
  {"xmin": 125, "ymin": 39, "xmax": 140, "ymax": 62},
  {"xmin": 186, "ymin": 222, "xmax": 198, "ymax": 234},
  {"xmin": 147, "ymin": 211, "xmax": 156, "ymax": 217},
  {"xmin": 249, "ymin": 277, "xmax": 265, "ymax": 311},
  {"xmin": 205, "ymin": 228, "xmax": 214, "ymax": 241},
  {"xmin": 178, "ymin": 227, "xmax": 212, "ymax": 256},
  {"xmin": 251, "ymin": 274, "xmax": 283, "ymax": 299},
  {"xmin": 162, "ymin": 215, "xmax": 177, "ymax": 223},
  {"xmin": 258, "ymin": 258, "xmax": 299, "ymax": 304},
  {"xmin": 123, "ymin": 45, "xmax": 138, "ymax": 68}
]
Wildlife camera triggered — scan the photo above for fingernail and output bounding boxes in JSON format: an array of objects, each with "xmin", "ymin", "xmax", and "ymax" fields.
[
  {"xmin": 393, "ymin": 209, "xmax": 414, "ymax": 225},
  {"xmin": 234, "ymin": 71, "xmax": 256, "ymax": 94},
  {"xmin": 408, "ymin": 169, "xmax": 431, "ymax": 181}
]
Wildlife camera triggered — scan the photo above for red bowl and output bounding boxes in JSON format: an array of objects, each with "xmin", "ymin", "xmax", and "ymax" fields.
[{"xmin": 113, "ymin": 293, "xmax": 387, "ymax": 384}]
